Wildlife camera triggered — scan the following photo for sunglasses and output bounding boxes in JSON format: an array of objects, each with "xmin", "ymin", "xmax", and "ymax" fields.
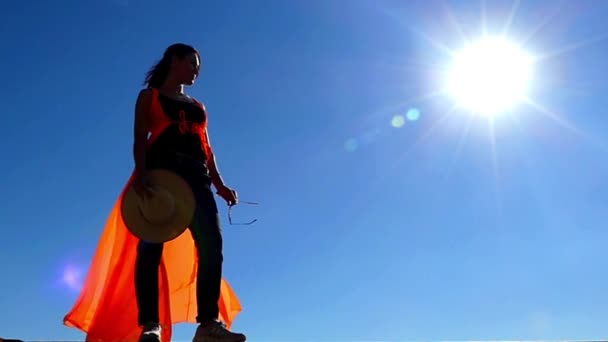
[{"xmin": 228, "ymin": 201, "xmax": 259, "ymax": 225}]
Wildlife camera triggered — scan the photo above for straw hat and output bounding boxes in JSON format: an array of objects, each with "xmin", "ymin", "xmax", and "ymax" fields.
[{"xmin": 122, "ymin": 169, "xmax": 195, "ymax": 243}]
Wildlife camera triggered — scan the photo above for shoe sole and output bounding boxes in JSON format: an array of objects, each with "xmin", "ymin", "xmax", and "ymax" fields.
[
  {"xmin": 192, "ymin": 337, "xmax": 246, "ymax": 342},
  {"xmin": 139, "ymin": 335, "xmax": 161, "ymax": 342}
]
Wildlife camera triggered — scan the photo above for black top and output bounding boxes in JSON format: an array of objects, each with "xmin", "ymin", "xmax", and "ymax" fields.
[{"xmin": 147, "ymin": 93, "xmax": 210, "ymax": 176}]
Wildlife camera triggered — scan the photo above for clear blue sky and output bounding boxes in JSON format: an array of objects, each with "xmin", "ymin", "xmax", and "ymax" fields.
[{"xmin": 1, "ymin": 0, "xmax": 608, "ymax": 341}]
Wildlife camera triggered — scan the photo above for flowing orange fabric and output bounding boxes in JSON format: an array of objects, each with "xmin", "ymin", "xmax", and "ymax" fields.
[{"xmin": 63, "ymin": 89, "xmax": 242, "ymax": 342}]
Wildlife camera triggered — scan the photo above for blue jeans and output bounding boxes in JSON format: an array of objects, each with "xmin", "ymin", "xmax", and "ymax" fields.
[{"xmin": 135, "ymin": 150, "xmax": 222, "ymax": 325}]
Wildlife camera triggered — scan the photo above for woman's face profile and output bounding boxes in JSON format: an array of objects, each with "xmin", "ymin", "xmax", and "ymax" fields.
[{"xmin": 172, "ymin": 53, "xmax": 201, "ymax": 86}]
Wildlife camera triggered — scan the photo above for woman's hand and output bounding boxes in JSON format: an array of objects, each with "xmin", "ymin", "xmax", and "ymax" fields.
[
  {"xmin": 216, "ymin": 184, "xmax": 238, "ymax": 206},
  {"xmin": 133, "ymin": 172, "xmax": 152, "ymax": 197}
]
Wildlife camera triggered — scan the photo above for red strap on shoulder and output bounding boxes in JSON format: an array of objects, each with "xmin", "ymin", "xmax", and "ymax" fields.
[{"xmin": 147, "ymin": 88, "xmax": 171, "ymax": 147}]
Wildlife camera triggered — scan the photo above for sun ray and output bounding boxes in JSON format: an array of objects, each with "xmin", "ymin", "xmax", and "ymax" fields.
[
  {"xmin": 370, "ymin": 56, "xmax": 454, "ymax": 78},
  {"xmin": 438, "ymin": 0, "xmax": 471, "ymax": 46},
  {"xmin": 411, "ymin": 102, "xmax": 460, "ymax": 148},
  {"xmin": 440, "ymin": 110, "xmax": 476, "ymax": 182},
  {"xmin": 501, "ymin": 0, "xmax": 521, "ymax": 37},
  {"xmin": 409, "ymin": 27, "xmax": 457, "ymax": 58},
  {"xmin": 375, "ymin": 1, "xmax": 462, "ymax": 59},
  {"xmin": 534, "ymin": 32, "xmax": 608, "ymax": 62},
  {"xmin": 487, "ymin": 117, "xmax": 505, "ymax": 219},
  {"xmin": 480, "ymin": 0, "xmax": 488, "ymax": 36},
  {"xmin": 523, "ymin": 97, "xmax": 583, "ymax": 135},
  {"xmin": 487, "ymin": 117, "xmax": 500, "ymax": 185},
  {"xmin": 506, "ymin": 99, "xmax": 526, "ymax": 129},
  {"xmin": 524, "ymin": 98, "xmax": 608, "ymax": 152},
  {"xmin": 520, "ymin": 0, "xmax": 568, "ymax": 46}
]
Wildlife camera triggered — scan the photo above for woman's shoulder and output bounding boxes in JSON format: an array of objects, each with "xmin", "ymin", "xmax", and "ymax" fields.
[
  {"xmin": 180, "ymin": 92, "xmax": 202, "ymax": 105},
  {"xmin": 135, "ymin": 88, "xmax": 156, "ymax": 105},
  {"xmin": 182, "ymin": 93, "xmax": 206, "ymax": 112},
  {"xmin": 138, "ymin": 87, "xmax": 157, "ymax": 97},
  {"xmin": 137, "ymin": 88, "xmax": 206, "ymax": 113},
  {"xmin": 192, "ymin": 97, "xmax": 205, "ymax": 110}
]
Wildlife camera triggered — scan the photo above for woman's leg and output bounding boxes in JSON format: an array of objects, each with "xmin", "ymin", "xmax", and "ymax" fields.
[
  {"xmin": 189, "ymin": 188, "xmax": 247, "ymax": 341},
  {"xmin": 178, "ymin": 157, "xmax": 245, "ymax": 341},
  {"xmin": 135, "ymin": 240, "xmax": 164, "ymax": 325},
  {"xmin": 188, "ymin": 181, "xmax": 224, "ymax": 323}
]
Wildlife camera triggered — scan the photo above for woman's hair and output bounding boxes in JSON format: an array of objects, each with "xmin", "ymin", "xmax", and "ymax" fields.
[{"xmin": 144, "ymin": 43, "xmax": 199, "ymax": 88}]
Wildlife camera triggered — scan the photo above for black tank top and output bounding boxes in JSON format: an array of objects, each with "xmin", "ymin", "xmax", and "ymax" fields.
[{"xmin": 148, "ymin": 93, "xmax": 209, "ymax": 166}]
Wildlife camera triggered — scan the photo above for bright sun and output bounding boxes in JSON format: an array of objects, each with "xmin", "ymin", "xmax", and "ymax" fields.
[{"xmin": 446, "ymin": 37, "xmax": 534, "ymax": 116}]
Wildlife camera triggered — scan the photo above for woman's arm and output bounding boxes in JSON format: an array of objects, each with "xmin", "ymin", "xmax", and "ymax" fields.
[
  {"xmin": 205, "ymin": 130, "xmax": 239, "ymax": 205},
  {"xmin": 133, "ymin": 89, "xmax": 152, "ymax": 176},
  {"xmin": 205, "ymin": 130, "xmax": 227, "ymax": 189}
]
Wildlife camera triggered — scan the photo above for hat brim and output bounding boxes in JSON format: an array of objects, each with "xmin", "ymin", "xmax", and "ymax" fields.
[{"xmin": 122, "ymin": 169, "xmax": 196, "ymax": 243}]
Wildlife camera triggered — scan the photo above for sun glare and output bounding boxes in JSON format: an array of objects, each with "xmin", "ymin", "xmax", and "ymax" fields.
[{"xmin": 446, "ymin": 37, "xmax": 534, "ymax": 116}]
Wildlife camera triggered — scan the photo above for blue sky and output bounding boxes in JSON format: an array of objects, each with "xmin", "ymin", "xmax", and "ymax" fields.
[{"xmin": 2, "ymin": 0, "xmax": 608, "ymax": 340}]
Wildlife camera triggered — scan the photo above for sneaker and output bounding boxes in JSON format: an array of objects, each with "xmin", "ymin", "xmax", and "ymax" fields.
[
  {"xmin": 139, "ymin": 322, "xmax": 162, "ymax": 342},
  {"xmin": 192, "ymin": 320, "xmax": 246, "ymax": 342}
]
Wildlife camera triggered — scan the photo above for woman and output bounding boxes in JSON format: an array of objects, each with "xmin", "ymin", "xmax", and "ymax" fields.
[
  {"xmin": 134, "ymin": 43, "xmax": 246, "ymax": 342},
  {"xmin": 62, "ymin": 44, "xmax": 245, "ymax": 342}
]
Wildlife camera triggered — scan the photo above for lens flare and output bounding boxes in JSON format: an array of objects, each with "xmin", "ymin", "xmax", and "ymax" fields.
[
  {"xmin": 406, "ymin": 108, "xmax": 420, "ymax": 121},
  {"xmin": 62, "ymin": 264, "xmax": 84, "ymax": 292},
  {"xmin": 391, "ymin": 115, "xmax": 406, "ymax": 128}
]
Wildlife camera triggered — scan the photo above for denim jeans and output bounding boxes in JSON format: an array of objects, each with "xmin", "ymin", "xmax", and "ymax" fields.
[{"xmin": 135, "ymin": 150, "xmax": 223, "ymax": 325}]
